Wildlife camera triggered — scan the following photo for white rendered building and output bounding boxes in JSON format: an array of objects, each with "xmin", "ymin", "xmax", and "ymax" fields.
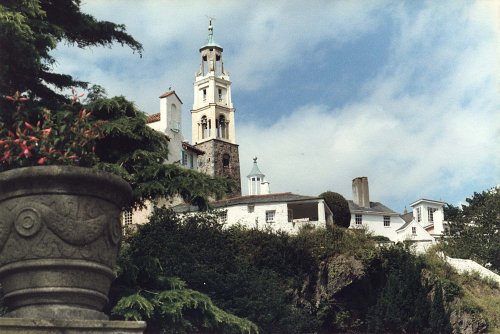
[
  {"xmin": 175, "ymin": 192, "xmax": 334, "ymax": 234},
  {"xmin": 402, "ymin": 199, "xmax": 447, "ymax": 239},
  {"xmin": 174, "ymin": 158, "xmax": 333, "ymax": 233},
  {"xmin": 349, "ymin": 177, "xmax": 435, "ymax": 249},
  {"xmin": 146, "ymin": 90, "xmax": 204, "ymax": 169}
]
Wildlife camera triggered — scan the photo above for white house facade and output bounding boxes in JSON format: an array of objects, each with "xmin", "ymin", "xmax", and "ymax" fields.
[
  {"xmin": 348, "ymin": 177, "xmax": 435, "ymax": 250},
  {"xmin": 175, "ymin": 192, "xmax": 334, "ymax": 234},
  {"xmin": 408, "ymin": 198, "xmax": 447, "ymax": 238}
]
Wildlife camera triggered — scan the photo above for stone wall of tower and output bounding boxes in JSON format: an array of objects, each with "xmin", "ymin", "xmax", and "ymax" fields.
[{"xmin": 195, "ymin": 139, "xmax": 241, "ymax": 197}]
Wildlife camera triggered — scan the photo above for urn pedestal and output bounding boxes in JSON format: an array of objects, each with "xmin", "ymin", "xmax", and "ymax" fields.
[{"xmin": 0, "ymin": 166, "xmax": 145, "ymax": 333}]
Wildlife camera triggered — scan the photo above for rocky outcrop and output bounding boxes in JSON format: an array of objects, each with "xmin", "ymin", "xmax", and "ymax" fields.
[
  {"xmin": 449, "ymin": 308, "xmax": 488, "ymax": 334},
  {"xmin": 314, "ymin": 254, "xmax": 365, "ymax": 306}
]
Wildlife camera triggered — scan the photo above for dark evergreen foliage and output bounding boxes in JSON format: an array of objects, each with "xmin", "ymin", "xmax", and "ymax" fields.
[
  {"xmin": 319, "ymin": 191, "xmax": 351, "ymax": 228},
  {"xmin": 364, "ymin": 246, "xmax": 447, "ymax": 333},
  {"xmin": 113, "ymin": 209, "xmax": 459, "ymax": 334},
  {"xmin": 444, "ymin": 188, "xmax": 500, "ymax": 272},
  {"xmin": 428, "ymin": 282, "xmax": 452, "ymax": 334},
  {"xmin": 0, "ymin": 0, "xmax": 142, "ymax": 104}
]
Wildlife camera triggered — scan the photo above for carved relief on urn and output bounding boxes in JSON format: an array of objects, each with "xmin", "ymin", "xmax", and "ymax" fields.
[{"xmin": 0, "ymin": 166, "xmax": 132, "ymax": 320}]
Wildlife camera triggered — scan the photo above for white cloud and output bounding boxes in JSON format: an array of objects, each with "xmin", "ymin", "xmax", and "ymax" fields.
[
  {"xmin": 238, "ymin": 1, "xmax": 499, "ymax": 210},
  {"xmin": 51, "ymin": 1, "xmax": 498, "ymax": 211}
]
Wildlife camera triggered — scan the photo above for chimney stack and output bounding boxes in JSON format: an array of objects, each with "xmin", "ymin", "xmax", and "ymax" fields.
[{"xmin": 352, "ymin": 177, "xmax": 370, "ymax": 208}]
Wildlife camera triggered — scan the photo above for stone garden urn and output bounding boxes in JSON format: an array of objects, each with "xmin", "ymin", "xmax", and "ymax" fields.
[{"xmin": 0, "ymin": 166, "xmax": 132, "ymax": 321}]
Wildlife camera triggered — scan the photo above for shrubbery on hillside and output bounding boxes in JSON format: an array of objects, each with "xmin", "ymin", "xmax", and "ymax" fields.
[{"xmin": 110, "ymin": 208, "xmax": 496, "ymax": 333}]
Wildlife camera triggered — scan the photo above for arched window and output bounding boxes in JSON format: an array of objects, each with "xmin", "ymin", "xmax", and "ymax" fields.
[
  {"xmin": 201, "ymin": 116, "xmax": 208, "ymax": 139},
  {"xmin": 218, "ymin": 115, "xmax": 227, "ymax": 139},
  {"xmin": 223, "ymin": 154, "xmax": 230, "ymax": 168}
]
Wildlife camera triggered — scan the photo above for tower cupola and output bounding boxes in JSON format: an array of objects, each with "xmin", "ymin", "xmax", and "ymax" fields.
[
  {"xmin": 247, "ymin": 157, "xmax": 270, "ymax": 196},
  {"xmin": 198, "ymin": 19, "xmax": 225, "ymax": 77}
]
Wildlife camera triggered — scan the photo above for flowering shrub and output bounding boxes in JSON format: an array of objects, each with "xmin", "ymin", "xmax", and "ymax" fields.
[{"xmin": 0, "ymin": 89, "xmax": 105, "ymax": 171}]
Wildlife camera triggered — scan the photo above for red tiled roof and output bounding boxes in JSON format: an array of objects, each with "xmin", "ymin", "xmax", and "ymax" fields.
[
  {"xmin": 146, "ymin": 113, "xmax": 160, "ymax": 123},
  {"xmin": 159, "ymin": 90, "xmax": 183, "ymax": 104}
]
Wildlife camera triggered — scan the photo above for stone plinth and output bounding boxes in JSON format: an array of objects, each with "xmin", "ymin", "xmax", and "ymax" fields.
[{"xmin": 0, "ymin": 318, "xmax": 146, "ymax": 334}]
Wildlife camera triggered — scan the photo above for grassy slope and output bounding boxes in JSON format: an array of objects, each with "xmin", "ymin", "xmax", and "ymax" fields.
[{"xmin": 423, "ymin": 248, "xmax": 500, "ymax": 333}]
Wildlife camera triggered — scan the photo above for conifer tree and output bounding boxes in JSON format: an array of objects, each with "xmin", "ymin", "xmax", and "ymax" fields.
[
  {"xmin": 429, "ymin": 282, "xmax": 452, "ymax": 334},
  {"xmin": 0, "ymin": 1, "xmax": 229, "ymax": 208},
  {"xmin": 319, "ymin": 191, "xmax": 351, "ymax": 228}
]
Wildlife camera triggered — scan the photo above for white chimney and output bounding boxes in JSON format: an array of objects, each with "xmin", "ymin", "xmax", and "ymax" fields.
[{"xmin": 352, "ymin": 177, "xmax": 370, "ymax": 208}]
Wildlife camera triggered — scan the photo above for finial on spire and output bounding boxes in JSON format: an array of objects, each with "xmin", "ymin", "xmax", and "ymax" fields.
[
  {"xmin": 253, "ymin": 157, "xmax": 258, "ymax": 163},
  {"xmin": 200, "ymin": 16, "xmax": 223, "ymax": 51},
  {"xmin": 206, "ymin": 16, "xmax": 215, "ymax": 36}
]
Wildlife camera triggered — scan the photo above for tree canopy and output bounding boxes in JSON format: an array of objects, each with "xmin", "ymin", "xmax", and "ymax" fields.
[
  {"xmin": 319, "ymin": 191, "xmax": 351, "ymax": 228},
  {"xmin": 0, "ymin": 0, "xmax": 142, "ymax": 104},
  {"xmin": 443, "ymin": 187, "xmax": 500, "ymax": 272}
]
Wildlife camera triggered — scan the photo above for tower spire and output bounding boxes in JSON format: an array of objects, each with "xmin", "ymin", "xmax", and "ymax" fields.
[{"xmin": 202, "ymin": 16, "xmax": 221, "ymax": 50}]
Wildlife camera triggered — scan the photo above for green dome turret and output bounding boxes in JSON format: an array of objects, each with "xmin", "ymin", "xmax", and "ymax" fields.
[{"xmin": 200, "ymin": 19, "xmax": 223, "ymax": 51}]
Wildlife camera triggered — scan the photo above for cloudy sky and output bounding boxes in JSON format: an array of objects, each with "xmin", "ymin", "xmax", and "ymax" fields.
[{"xmin": 53, "ymin": 0, "xmax": 498, "ymax": 212}]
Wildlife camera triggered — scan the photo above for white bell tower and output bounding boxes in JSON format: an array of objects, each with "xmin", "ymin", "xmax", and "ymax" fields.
[
  {"xmin": 192, "ymin": 19, "xmax": 241, "ymax": 197},
  {"xmin": 191, "ymin": 19, "xmax": 235, "ymax": 145}
]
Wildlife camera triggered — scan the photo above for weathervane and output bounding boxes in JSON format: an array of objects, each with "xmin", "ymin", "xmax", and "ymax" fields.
[{"xmin": 206, "ymin": 15, "xmax": 216, "ymax": 26}]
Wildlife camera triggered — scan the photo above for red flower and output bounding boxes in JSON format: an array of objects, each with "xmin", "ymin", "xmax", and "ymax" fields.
[
  {"xmin": 37, "ymin": 157, "xmax": 46, "ymax": 165},
  {"xmin": 0, "ymin": 151, "xmax": 11, "ymax": 161},
  {"xmin": 18, "ymin": 143, "xmax": 33, "ymax": 158},
  {"xmin": 24, "ymin": 122, "xmax": 33, "ymax": 129}
]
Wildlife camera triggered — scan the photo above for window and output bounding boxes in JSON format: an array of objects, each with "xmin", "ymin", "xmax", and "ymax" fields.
[
  {"xmin": 123, "ymin": 210, "xmax": 133, "ymax": 225},
  {"xmin": 201, "ymin": 116, "xmax": 208, "ymax": 139},
  {"xmin": 247, "ymin": 204, "xmax": 254, "ymax": 213},
  {"xmin": 218, "ymin": 88, "xmax": 223, "ymax": 101},
  {"xmin": 218, "ymin": 115, "xmax": 227, "ymax": 139},
  {"xmin": 266, "ymin": 210, "xmax": 276, "ymax": 223},
  {"xmin": 203, "ymin": 88, "xmax": 207, "ymax": 101},
  {"xmin": 428, "ymin": 208, "xmax": 437, "ymax": 222},
  {"xmin": 223, "ymin": 154, "xmax": 230, "ymax": 168},
  {"xmin": 181, "ymin": 151, "xmax": 188, "ymax": 166},
  {"xmin": 412, "ymin": 227, "xmax": 417, "ymax": 235},
  {"xmin": 384, "ymin": 216, "xmax": 390, "ymax": 227},
  {"xmin": 355, "ymin": 214, "xmax": 362, "ymax": 225},
  {"xmin": 416, "ymin": 207, "xmax": 421, "ymax": 222},
  {"xmin": 189, "ymin": 154, "xmax": 194, "ymax": 168},
  {"xmin": 288, "ymin": 209, "xmax": 293, "ymax": 222}
]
